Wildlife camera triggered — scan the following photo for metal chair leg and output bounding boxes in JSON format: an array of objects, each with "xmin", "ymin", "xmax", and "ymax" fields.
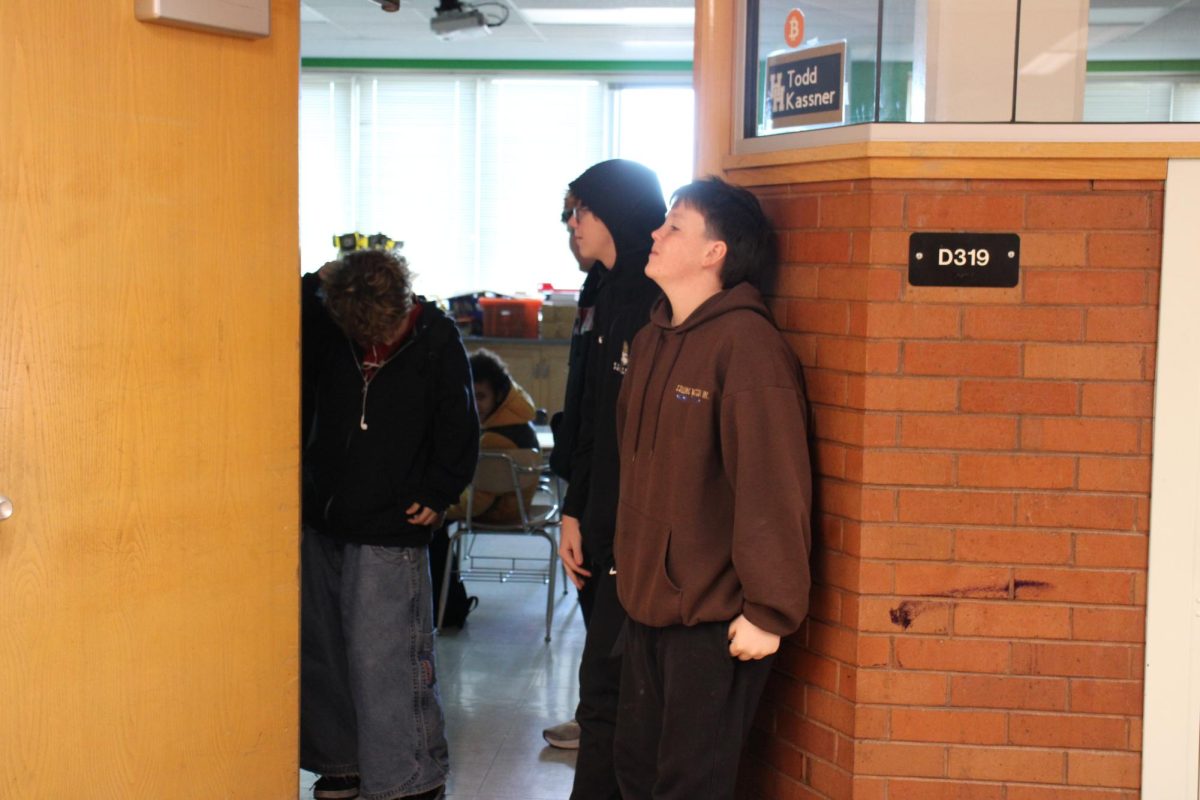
[
  {"xmin": 436, "ymin": 525, "xmax": 459, "ymax": 632},
  {"xmin": 542, "ymin": 528, "xmax": 556, "ymax": 642},
  {"xmin": 558, "ymin": 528, "xmax": 569, "ymax": 595}
]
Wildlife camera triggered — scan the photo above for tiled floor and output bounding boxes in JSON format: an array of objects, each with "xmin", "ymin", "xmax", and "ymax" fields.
[{"xmin": 299, "ymin": 536, "xmax": 585, "ymax": 800}]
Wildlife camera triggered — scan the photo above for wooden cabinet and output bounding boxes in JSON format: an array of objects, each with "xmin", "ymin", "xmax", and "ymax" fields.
[{"xmin": 463, "ymin": 337, "xmax": 571, "ymax": 418}]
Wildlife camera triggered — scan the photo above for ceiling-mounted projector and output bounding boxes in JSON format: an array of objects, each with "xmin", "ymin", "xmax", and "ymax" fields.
[{"xmin": 431, "ymin": 0, "xmax": 493, "ymax": 40}]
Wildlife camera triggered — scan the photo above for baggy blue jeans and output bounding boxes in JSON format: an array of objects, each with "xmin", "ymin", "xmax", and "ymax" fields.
[{"xmin": 300, "ymin": 526, "xmax": 449, "ymax": 800}]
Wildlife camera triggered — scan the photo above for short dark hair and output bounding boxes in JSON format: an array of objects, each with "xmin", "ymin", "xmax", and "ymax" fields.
[
  {"xmin": 323, "ymin": 249, "xmax": 414, "ymax": 346},
  {"xmin": 671, "ymin": 177, "xmax": 777, "ymax": 292},
  {"xmin": 469, "ymin": 348, "xmax": 513, "ymax": 402}
]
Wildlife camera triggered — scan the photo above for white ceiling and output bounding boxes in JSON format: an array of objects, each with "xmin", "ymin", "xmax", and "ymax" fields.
[
  {"xmin": 300, "ymin": 0, "xmax": 696, "ymax": 61},
  {"xmin": 298, "ymin": 0, "xmax": 1200, "ymax": 63}
]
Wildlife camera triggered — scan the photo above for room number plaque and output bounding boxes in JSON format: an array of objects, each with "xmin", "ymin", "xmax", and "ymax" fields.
[{"xmin": 908, "ymin": 232, "xmax": 1020, "ymax": 288}]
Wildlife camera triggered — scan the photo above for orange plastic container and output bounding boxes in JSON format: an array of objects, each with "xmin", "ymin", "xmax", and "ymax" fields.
[{"xmin": 479, "ymin": 297, "xmax": 542, "ymax": 338}]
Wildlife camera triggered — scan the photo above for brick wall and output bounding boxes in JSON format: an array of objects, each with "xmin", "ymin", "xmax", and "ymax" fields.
[{"xmin": 741, "ymin": 178, "xmax": 1163, "ymax": 799}]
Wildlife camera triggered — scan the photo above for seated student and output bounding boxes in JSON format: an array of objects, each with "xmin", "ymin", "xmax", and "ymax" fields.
[
  {"xmin": 431, "ymin": 349, "xmax": 541, "ymax": 627},
  {"xmin": 449, "ymin": 348, "xmax": 541, "ymax": 523},
  {"xmin": 611, "ymin": 177, "xmax": 813, "ymax": 800}
]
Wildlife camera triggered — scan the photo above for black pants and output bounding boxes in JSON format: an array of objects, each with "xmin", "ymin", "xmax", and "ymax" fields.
[
  {"xmin": 577, "ymin": 564, "xmax": 597, "ymax": 628},
  {"xmin": 569, "ymin": 567, "xmax": 625, "ymax": 800},
  {"xmin": 613, "ymin": 619, "xmax": 775, "ymax": 800}
]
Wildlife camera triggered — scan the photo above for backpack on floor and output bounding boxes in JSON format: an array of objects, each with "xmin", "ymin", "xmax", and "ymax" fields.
[{"xmin": 429, "ymin": 524, "xmax": 478, "ymax": 629}]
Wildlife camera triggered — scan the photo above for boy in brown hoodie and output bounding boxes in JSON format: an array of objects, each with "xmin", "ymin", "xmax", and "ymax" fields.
[{"xmin": 611, "ymin": 177, "xmax": 813, "ymax": 800}]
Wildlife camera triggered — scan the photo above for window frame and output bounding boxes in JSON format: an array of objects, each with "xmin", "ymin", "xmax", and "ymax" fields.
[{"xmin": 732, "ymin": 0, "xmax": 1200, "ymax": 156}]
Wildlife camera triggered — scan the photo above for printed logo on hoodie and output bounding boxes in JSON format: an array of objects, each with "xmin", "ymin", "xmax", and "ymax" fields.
[
  {"xmin": 613, "ymin": 340, "xmax": 630, "ymax": 375},
  {"xmin": 674, "ymin": 384, "xmax": 711, "ymax": 403}
]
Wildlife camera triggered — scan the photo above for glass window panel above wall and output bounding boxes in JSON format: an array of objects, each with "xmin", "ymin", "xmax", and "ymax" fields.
[
  {"xmin": 1017, "ymin": 0, "xmax": 1200, "ymax": 121},
  {"xmin": 745, "ymin": 0, "xmax": 1024, "ymax": 134},
  {"xmin": 740, "ymin": 0, "xmax": 1200, "ymax": 136},
  {"xmin": 877, "ymin": 1, "xmax": 916, "ymax": 123}
]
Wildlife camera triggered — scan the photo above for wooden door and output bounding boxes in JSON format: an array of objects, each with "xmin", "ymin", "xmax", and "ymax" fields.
[{"xmin": 0, "ymin": 3, "xmax": 299, "ymax": 797}]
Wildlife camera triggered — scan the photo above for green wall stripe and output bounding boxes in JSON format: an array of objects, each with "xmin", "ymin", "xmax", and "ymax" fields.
[
  {"xmin": 1088, "ymin": 60, "xmax": 1200, "ymax": 74},
  {"xmin": 301, "ymin": 58, "xmax": 693, "ymax": 73}
]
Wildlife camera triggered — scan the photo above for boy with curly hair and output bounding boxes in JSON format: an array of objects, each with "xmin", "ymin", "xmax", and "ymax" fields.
[{"xmin": 300, "ymin": 249, "xmax": 479, "ymax": 800}]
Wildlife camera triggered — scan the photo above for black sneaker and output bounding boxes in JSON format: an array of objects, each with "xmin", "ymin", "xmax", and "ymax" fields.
[{"xmin": 313, "ymin": 774, "xmax": 360, "ymax": 799}]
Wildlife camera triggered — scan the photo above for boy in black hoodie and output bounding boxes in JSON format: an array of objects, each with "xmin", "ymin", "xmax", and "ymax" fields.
[
  {"xmin": 556, "ymin": 160, "xmax": 665, "ymax": 800},
  {"xmin": 543, "ymin": 191, "xmax": 604, "ymax": 751},
  {"xmin": 300, "ymin": 250, "xmax": 479, "ymax": 800}
]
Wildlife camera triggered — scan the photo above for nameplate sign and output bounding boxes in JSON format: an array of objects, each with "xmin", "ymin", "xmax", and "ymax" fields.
[
  {"xmin": 908, "ymin": 233, "xmax": 1020, "ymax": 288},
  {"xmin": 765, "ymin": 41, "xmax": 846, "ymax": 128}
]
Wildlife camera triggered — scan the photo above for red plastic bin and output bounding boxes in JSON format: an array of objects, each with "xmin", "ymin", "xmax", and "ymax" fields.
[{"xmin": 479, "ymin": 297, "xmax": 542, "ymax": 338}]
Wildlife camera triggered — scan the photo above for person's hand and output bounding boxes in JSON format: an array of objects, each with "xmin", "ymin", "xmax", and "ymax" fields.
[
  {"xmin": 727, "ymin": 614, "xmax": 780, "ymax": 661},
  {"xmin": 558, "ymin": 515, "xmax": 592, "ymax": 590},
  {"xmin": 406, "ymin": 502, "xmax": 439, "ymax": 526}
]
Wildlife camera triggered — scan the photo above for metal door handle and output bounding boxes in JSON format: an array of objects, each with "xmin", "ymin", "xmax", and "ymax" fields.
[{"xmin": 0, "ymin": 495, "xmax": 12, "ymax": 521}]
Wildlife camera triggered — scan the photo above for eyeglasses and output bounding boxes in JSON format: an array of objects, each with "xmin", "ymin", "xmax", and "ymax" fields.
[{"xmin": 571, "ymin": 205, "xmax": 591, "ymax": 222}]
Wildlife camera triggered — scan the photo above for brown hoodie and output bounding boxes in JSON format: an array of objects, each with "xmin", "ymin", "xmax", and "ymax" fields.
[{"xmin": 613, "ymin": 282, "xmax": 812, "ymax": 636}]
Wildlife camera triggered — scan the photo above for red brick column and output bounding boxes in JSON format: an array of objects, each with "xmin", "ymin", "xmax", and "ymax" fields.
[{"xmin": 740, "ymin": 178, "xmax": 1162, "ymax": 800}]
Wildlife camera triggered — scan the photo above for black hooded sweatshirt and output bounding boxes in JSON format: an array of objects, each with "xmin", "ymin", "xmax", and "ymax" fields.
[
  {"xmin": 560, "ymin": 159, "xmax": 666, "ymax": 568},
  {"xmin": 549, "ymin": 262, "xmax": 604, "ymax": 481},
  {"xmin": 301, "ymin": 272, "xmax": 480, "ymax": 547}
]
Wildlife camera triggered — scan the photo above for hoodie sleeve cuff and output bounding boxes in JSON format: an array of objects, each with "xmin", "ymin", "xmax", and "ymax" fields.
[
  {"xmin": 742, "ymin": 601, "xmax": 801, "ymax": 638},
  {"xmin": 414, "ymin": 492, "xmax": 450, "ymax": 514}
]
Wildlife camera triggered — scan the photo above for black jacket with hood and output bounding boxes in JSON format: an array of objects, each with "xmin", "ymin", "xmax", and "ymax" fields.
[
  {"xmin": 560, "ymin": 159, "xmax": 666, "ymax": 568},
  {"xmin": 301, "ymin": 271, "xmax": 480, "ymax": 547},
  {"xmin": 549, "ymin": 262, "xmax": 604, "ymax": 481}
]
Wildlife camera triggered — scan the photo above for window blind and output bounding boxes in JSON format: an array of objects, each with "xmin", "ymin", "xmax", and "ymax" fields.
[
  {"xmin": 299, "ymin": 72, "xmax": 695, "ymax": 298},
  {"xmin": 299, "ymin": 75, "xmax": 354, "ymax": 270},
  {"xmin": 1084, "ymin": 80, "xmax": 1174, "ymax": 121}
]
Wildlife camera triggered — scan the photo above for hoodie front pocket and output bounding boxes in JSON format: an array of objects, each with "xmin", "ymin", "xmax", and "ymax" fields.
[{"xmin": 615, "ymin": 501, "xmax": 683, "ymax": 627}]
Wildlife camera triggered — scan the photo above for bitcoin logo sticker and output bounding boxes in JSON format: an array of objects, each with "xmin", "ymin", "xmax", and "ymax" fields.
[{"xmin": 785, "ymin": 9, "xmax": 805, "ymax": 49}]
